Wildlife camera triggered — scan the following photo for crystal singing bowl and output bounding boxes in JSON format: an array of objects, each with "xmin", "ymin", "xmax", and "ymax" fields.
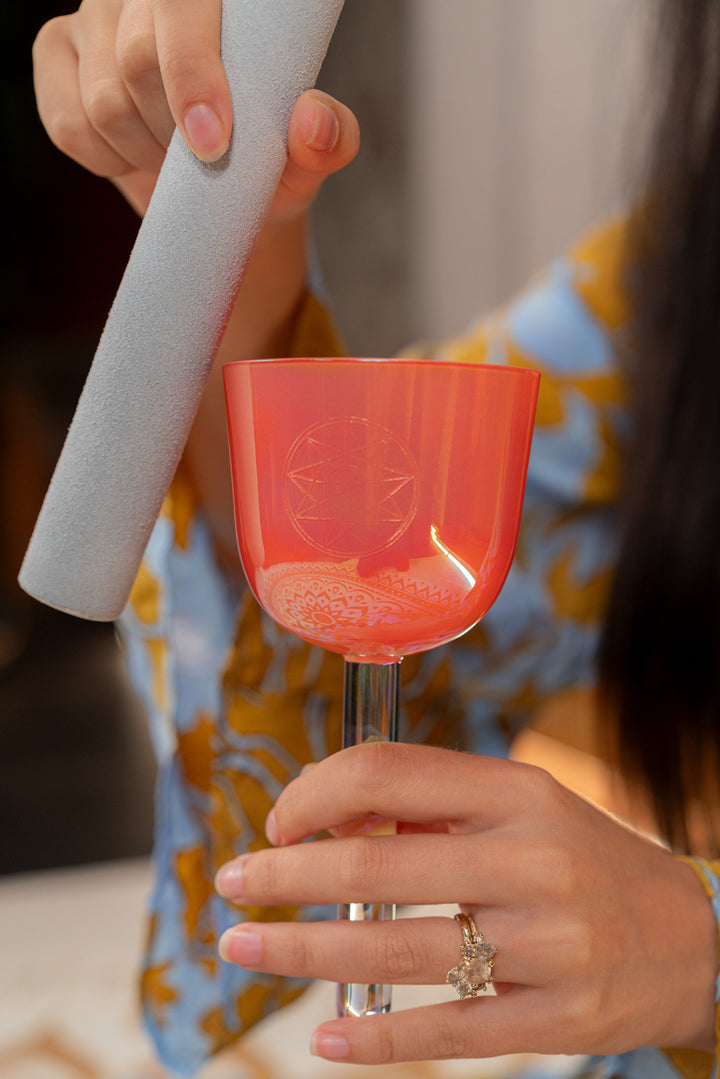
[{"xmin": 223, "ymin": 357, "xmax": 539, "ymax": 1017}]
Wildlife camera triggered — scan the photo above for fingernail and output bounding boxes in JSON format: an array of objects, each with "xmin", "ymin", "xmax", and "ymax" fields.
[
  {"xmin": 183, "ymin": 103, "xmax": 228, "ymax": 161},
  {"xmin": 214, "ymin": 858, "xmax": 244, "ymax": 898},
  {"xmin": 218, "ymin": 928, "xmax": 261, "ymax": 965},
  {"xmin": 265, "ymin": 808, "xmax": 281, "ymax": 846},
  {"xmin": 310, "ymin": 1029, "xmax": 350, "ymax": 1060},
  {"xmin": 305, "ymin": 100, "xmax": 340, "ymax": 152},
  {"xmin": 300, "ymin": 762, "xmax": 317, "ymax": 775}
]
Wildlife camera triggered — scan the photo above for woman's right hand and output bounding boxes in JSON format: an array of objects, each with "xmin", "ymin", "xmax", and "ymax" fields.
[
  {"xmin": 33, "ymin": 0, "xmax": 359, "ymax": 554},
  {"xmin": 216, "ymin": 744, "xmax": 718, "ymax": 1064},
  {"xmin": 33, "ymin": 0, "xmax": 359, "ymax": 217}
]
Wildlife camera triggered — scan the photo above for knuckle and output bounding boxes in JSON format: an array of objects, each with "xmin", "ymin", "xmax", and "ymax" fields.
[
  {"xmin": 568, "ymin": 993, "xmax": 601, "ymax": 1046},
  {"xmin": 286, "ymin": 928, "xmax": 310, "ymax": 972},
  {"xmin": 517, "ymin": 762, "xmax": 562, "ymax": 806},
  {"xmin": 375, "ymin": 928, "xmax": 423, "ymax": 981},
  {"xmin": 33, "ymin": 20, "xmax": 83, "ymax": 155},
  {"xmin": 371, "ymin": 1022, "xmax": 396, "ymax": 1065},
  {"xmin": 427, "ymin": 1019, "xmax": 471, "ymax": 1060},
  {"xmin": 32, "ymin": 16, "xmax": 62, "ymax": 61},
  {"xmin": 353, "ymin": 741, "xmax": 416, "ymax": 801},
  {"xmin": 42, "ymin": 107, "xmax": 85, "ymax": 159},
  {"xmin": 539, "ymin": 843, "xmax": 577, "ymax": 899},
  {"xmin": 84, "ymin": 77, "xmax": 130, "ymax": 131},
  {"xmin": 337, "ymin": 837, "xmax": 389, "ymax": 895},
  {"xmin": 248, "ymin": 850, "xmax": 283, "ymax": 900},
  {"xmin": 161, "ymin": 47, "xmax": 213, "ymax": 94},
  {"xmin": 521, "ymin": 838, "xmax": 577, "ymax": 902},
  {"xmin": 559, "ymin": 981, "xmax": 609, "ymax": 1047},
  {"xmin": 116, "ymin": 28, "xmax": 158, "ymax": 86},
  {"xmin": 560, "ymin": 916, "xmax": 594, "ymax": 970}
]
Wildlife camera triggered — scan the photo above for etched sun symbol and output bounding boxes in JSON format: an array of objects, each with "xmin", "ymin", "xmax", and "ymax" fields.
[{"xmin": 284, "ymin": 417, "xmax": 418, "ymax": 558}]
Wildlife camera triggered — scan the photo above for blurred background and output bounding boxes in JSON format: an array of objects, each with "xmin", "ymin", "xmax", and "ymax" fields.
[{"xmin": 0, "ymin": 0, "xmax": 650, "ymax": 1075}]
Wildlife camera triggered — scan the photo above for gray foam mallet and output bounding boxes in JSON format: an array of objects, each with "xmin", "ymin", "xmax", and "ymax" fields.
[{"xmin": 19, "ymin": 0, "xmax": 345, "ymax": 621}]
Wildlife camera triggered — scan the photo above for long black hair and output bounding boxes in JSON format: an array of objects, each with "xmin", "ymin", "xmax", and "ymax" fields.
[{"xmin": 598, "ymin": 0, "xmax": 720, "ymax": 853}]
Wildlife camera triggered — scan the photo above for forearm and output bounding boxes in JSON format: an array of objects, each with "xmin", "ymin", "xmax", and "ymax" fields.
[{"xmin": 183, "ymin": 212, "xmax": 310, "ymax": 561}]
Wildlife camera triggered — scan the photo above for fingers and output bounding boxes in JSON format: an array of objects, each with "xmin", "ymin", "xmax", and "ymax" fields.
[
  {"xmin": 267, "ymin": 743, "xmax": 549, "ymax": 844},
  {"xmin": 33, "ymin": 0, "xmax": 230, "ymax": 180},
  {"xmin": 213, "ymin": 745, "xmax": 720, "ymax": 1059},
  {"xmin": 115, "ymin": 0, "xmax": 173, "ymax": 147},
  {"xmin": 220, "ymin": 916, "xmax": 462, "ymax": 985},
  {"xmin": 33, "ymin": 14, "xmax": 132, "ymax": 177},
  {"xmin": 215, "ymin": 830, "xmax": 540, "ymax": 908},
  {"xmin": 308, "ymin": 993, "xmax": 555, "ymax": 1064},
  {"xmin": 74, "ymin": 0, "xmax": 167, "ymax": 174},
  {"xmin": 269, "ymin": 90, "xmax": 360, "ymax": 222},
  {"xmin": 33, "ymin": 0, "xmax": 356, "ymax": 222},
  {"xmin": 218, "ymin": 912, "xmax": 572, "ymax": 990},
  {"xmin": 151, "ymin": 0, "xmax": 231, "ymax": 161},
  {"xmin": 288, "ymin": 90, "xmax": 360, "ymax": 176},
  {"xmin": 220, "ymin": 834, "xmax": 465, "ymax": 907},
  {"xmin": 217, "ymin": 911, "xmax": 530, "ymax": 1063}
]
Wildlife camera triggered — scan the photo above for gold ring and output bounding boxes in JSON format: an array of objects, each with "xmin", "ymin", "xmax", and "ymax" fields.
[{"xmin": 445, "ymin": 912, "xmax": 497, "ymax": 998}]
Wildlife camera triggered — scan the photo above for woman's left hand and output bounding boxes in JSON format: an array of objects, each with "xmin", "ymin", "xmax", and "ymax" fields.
[{"xmin": 215, "ymin": 743, "xmax": 717, "ymax": 1064}]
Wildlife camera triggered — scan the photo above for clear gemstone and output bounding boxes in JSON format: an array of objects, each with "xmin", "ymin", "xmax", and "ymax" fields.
[
  {"xmin": 458, "ymin": 955, "xmax": 493, "ymax": 988},
  {"xmin": 447, "ymin": 941, "xmax": 496, "ymax": 997},
  {"xmin": 446, "ymin": 968, "xmax": 471, "ymax": 997}
]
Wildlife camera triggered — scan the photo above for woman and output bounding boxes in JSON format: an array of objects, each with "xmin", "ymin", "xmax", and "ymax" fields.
[{"xmin": 32, "ymin": 1, "xmax": 720, "ymax": 1077}]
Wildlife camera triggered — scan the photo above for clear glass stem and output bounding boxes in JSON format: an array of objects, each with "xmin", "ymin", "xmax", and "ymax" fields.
[{"xmin": 337, "ymin": 660, "xmax": 400, "ymax": 1018}]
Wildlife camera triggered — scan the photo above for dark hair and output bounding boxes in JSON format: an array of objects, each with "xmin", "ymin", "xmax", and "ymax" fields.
[{"xmin": 598, "ymin": 0, "xmax": 720, "ymax": 853}]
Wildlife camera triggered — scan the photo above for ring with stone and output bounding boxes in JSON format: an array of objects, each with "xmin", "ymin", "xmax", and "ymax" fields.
[{"xmin": 445, "ymin": 912, "xmax": 497, "ymax": 998}]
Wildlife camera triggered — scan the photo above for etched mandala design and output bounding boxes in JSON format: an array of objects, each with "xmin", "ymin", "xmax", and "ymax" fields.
[
  {"xmin": 284, "ymin": 417, "xmax": 418, "ymax": 558},
  {"xmin": 256, "ymin": 560, "xmax": 470, "ymax": 649}
]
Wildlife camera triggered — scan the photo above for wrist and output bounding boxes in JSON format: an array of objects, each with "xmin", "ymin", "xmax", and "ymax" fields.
[
  {"xmin": 669, "ymin": 857, "xmax": 719, "ymax": 1053},
  {"xmin": 222, "ymin": 213, "xmax": 310, "ymax": 361}
]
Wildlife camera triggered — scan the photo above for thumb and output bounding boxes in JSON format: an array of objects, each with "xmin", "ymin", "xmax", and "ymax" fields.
[{"xmin": 270, "ymin": 89, "xmax": 360, "ymax": 222}]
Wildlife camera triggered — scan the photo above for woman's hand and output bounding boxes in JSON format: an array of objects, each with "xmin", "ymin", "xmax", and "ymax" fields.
[
  {"xmin": 32, "ymin": 0, "xmax": 359, "ymax": 554},
  {"xmin": 215, "ymin": 743, "xmax": 717, "ymax": 1064},
  {"xmin": 33, "ymin": 0, "xmax": 358, "ymax": 216}
]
